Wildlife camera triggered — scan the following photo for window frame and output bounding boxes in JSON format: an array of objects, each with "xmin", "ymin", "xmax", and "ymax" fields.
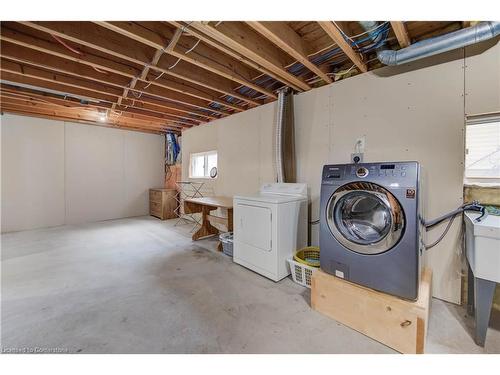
[
  {"xmin": 189, "ymin": 150, "xmax": 218, "ymax": 179},
  {"xmin": 464, "ymin": 112, "xmax": 500, "ymax": 187}
]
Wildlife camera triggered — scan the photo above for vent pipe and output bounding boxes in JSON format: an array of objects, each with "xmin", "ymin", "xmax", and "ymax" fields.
[
  {"xmin": 275, "ymin": 88, "xmax": 296, "ymax": 183},
  {"xmin": 275, "ymin": 88, "xmax": 287, "ymax": 183},
  {"xmin": 360, "ymin": 21, "xmax": 500, "ymax": 66}
]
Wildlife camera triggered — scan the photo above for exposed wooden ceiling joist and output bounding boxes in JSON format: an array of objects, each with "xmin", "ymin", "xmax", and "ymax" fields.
[
  {"xmin": 0, "ymin": 58, "xmax": 225, "ymax": 121},
  {"xmin": 317, "ymin": 21, "xmax": 368, "ymax": 73},
  {"xmin": 0, "ymin": 94, "xmax": 186, "ymax": 130},
  {"xmin": 0, "ymin": 83, "xmax": 202, "ymax": 126},
  {"xmin": 0, "ymin": 27, "xmax": 233, "ymax": 117},
  {"xmin": 1, "ymin": 105, "xmax": 174, "ymax": 134},
  {"xmin": 0, "ymin": 41, "xmax": 227, "ymax": 117},
  {"xmin": 190, "ymin": 22, "xmax": 311, "ymax": 91},
  {"xmin": 390, "ymin": 22, "xmax": 412, "ymax": 48},
  {"xmin": 94, "ymin": 21, "xmax": 272, "ymax": 104},
  {"xmin": 0, "ymin": 72, "xmax": 193, "ymax": 130},
  {"xmin": 16, "ymin": 22, "xmax": 254, "ymax": 111},
  {"xmin": 0, "ymin": 93, "xmax": 181, "ymax": 133},
  {"xmin": 168, "ymin": 21, "xmax": 282, "ymax": 98},
  {"xmin": 246, "ymin": 21, "xmax": 332, "ymax": 84}
]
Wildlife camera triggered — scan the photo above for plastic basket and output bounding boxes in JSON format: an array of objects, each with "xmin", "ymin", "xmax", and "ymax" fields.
[
  {"xmin": 287, "ymin": 257, "xmax": 318, "ymax": 288},
  {"xmin": 219, "ymin": 232, "xmax": 233, "ymax": 257},
  {"xmin": 293, "ymin": 246, "xmax": 320, "ymax": 267}
]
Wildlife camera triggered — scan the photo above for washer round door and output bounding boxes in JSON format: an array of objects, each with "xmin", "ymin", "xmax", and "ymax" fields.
[{"xmin": 326, "ymin": 182, "xmax": 405, "ymax": 255}]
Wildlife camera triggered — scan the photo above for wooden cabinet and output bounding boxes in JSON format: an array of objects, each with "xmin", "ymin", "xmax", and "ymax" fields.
[{"xmin": 149, "ymin": 188, "xmax": 177, "ymax": 220}]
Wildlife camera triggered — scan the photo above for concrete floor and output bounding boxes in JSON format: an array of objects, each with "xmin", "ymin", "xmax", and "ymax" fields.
[{"xmin": 1, "ymin": 216, "xmax": 499, "ymax": 354}]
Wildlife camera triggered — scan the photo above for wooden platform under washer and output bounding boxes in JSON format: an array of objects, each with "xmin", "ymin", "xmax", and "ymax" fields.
[{"xmin": 311, "ymin": 268, "xmax": 432, "ymax": 354}]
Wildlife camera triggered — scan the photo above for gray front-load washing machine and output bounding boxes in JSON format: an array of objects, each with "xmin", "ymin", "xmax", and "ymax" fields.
[{"xmin": 319, "ymin": 161, "xmax": 422, "ymax": 300}]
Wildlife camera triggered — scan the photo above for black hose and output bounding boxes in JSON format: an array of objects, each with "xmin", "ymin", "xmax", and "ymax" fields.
[
  {"xmin": 424, "ymin": 202, "xmax": 485, "ymax": 230},
  {"xmin": 423, "ymin": 201, "xmax": 486, "ymax": 250},
  {"xmin": 424, "ymin": 213, "xmax": 460, "ymax": 250}
]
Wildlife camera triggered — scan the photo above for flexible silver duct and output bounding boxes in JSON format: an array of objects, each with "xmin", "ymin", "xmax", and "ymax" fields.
[
  {"xmin": 275, "ymin": 88, "xmax": 287, "ymax": 183},
  {"xmin": 360, "ymin": 21, "xmax": 500, "ymax": 66}
]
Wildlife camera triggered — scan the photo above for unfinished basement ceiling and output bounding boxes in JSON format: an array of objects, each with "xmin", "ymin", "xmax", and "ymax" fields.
[{"xmin": 0, "ymin": 21, "xmax": 465, "ymax": 134}]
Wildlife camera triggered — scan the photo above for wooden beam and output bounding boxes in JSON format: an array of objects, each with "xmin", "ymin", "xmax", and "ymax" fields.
[
  {"xmin": 190, "ymin": 22, "xmax": 311, "ymax": 91},
  {"xmin": 0, "ymin": 85, "xmax": 194, "ymax": 128},
  {"xmin": 1, "ymin": 106, "xmax": 175, "ymax": 134},
  {"xmin": 16, "ymin": 22, "xmax": 254, "ymax": 110},
  {"xmin": 246, "ymin": 22, "xmax": 332, "ymax": 84},
  {"xmin": 0, "ymin": 98, "xmax": 180, "ymax": 133},
  {"xmin": 94, "ymin": 21, "xmax": 270, "ymax": 103},
  {"xmin": 0, "ymin": 95, "xmax": 185, "ymax": 129},
  {"xmin": 164, "ymin": 28, "xmax": 183, "ymax": 53},
  {"xmin": 169, "ymin": 21, "xmax": 281, "ymax": 99},
  {"xmin": 0, "ymin": 27, "xmax": 232, "ymax": 117},
  {"xmin": 390, "ymin": 22, "xmax": 411, "ymax": 48},
  {"xmin": 0, "ymin": 81, "xmax": 211, "ymax": 125},
  {"xmin": 0, "ymin": 58, "xmax": 232, "ymax": 118},
  {"xmin": 0, "ymin": 93, "xmax": 190, "ymax": 131},
  {"xmin": 317, "ymin": 21, "xmax": 368, "ymax": 73},
  {"xmin": 0, "ymin": 72, "xmax": 192, "ymax": 129},
  {"xmin": 1, "ymin": 58, "xmax": 123, "ymax": 97},
  {"xmin": 109, "ymin": 27, "xmax": 184, "ymax": 110},
  {"xmin": 1, "ymin": 70, "xmax": 116, "ymax": 103},
  {"xmin": 113, "ymin": 21, "xmax": 275, "ymax": 100}
]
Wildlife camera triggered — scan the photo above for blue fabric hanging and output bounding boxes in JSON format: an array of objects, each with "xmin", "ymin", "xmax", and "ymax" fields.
[{"xmin": 165, "ymin": 132, "xmax": 180, "ymax": 165}]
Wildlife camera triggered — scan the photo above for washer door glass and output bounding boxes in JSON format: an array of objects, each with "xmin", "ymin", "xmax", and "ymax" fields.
[{"xmin": 327, "ymin": 182, "xmax": 405, "ymax": 255}]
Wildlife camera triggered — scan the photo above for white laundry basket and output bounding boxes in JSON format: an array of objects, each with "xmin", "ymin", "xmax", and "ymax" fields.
[
  {"xmin": 287, "ymin": 257, "xmax": 317, "ymax": 288},
  {"xmin": 219, "ymin": 232, "xmax": 234, "ymax": 257}
]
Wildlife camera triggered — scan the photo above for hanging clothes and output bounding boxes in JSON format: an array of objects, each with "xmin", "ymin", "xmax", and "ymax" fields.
[{"xmin": 165, "ymin": 132, "xmax": 180, "ymax": 166}]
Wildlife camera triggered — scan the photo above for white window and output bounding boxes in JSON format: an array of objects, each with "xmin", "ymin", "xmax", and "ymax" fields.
[
  {"xmin": 189, "ymin": 150, "xmax": 218, "ymax": 179},
  {"xmin": 465, "ymin": 113, "xmax": 500, "ymax": 185}
]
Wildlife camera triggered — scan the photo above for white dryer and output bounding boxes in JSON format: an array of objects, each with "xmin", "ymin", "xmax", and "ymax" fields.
[{"xmin": 233, "ymin": 183, "xmax": 308, "ymax": 281}]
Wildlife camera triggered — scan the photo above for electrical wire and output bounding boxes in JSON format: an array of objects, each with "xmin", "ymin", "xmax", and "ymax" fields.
[
  {"xmin": 333, "ymin": 21, "xmax": 390, "ymax": 49},
  {"xmin": 348, "ymin": 21, "xmax": 389, "ymax": 40},
  {"xmin": 92, "ymin": 66, "xmax": 109, "ymax": 74},
  {"xmin": 331, "ymin": 64, "xmax": 357, "ymax": 78},
  {"xmin": 185, "ymin": 39, "xmax": 201, "ymax": 54},
  {"xmin": 51, "ymin": 34, "xmax": 83, "ymax": 55}
]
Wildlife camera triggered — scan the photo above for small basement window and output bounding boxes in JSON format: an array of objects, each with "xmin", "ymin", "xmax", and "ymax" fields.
[
  {"xmin": 189, "ymin": 150, "xmax": 218, "ymax": 179},
  {"xmin": 465, "ymin": 113, "xmax": 500, "ymax": 185}
]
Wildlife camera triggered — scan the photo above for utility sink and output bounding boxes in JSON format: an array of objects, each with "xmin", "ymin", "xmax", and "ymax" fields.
[
  {"xmin": 464, "ymin": 211, "xmax": 500, "ymax": 347},
  {"xmin": 465, "ymin": 212, "xmax": 500, "ymax": 283}
]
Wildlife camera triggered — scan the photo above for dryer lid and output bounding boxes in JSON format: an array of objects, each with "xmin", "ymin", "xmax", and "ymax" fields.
[
  {"xmin": 259, "ymin": 183, "xmax": 307, "ymax": 197},
  {"xmin": 234, "ymin": 183, "xmax": 307, "ymax": 204}
]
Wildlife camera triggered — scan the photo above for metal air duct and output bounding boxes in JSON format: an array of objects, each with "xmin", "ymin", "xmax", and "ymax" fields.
[{"xmin": 359, "ymin": 21, "xmax": 500, "ymax": 66}]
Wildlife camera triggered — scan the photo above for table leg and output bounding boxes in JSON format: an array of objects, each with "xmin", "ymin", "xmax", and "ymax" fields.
[
  {"xmin": 467, "ymin": 263, "xmax": 475, "ymax": 316},
  {"xmin": 191, "ymin": 205, "xmax": 219, "ymax": 241},
  {"xmin": 474, "ymin": 277, "xmax": 496, "ymax": 347}
]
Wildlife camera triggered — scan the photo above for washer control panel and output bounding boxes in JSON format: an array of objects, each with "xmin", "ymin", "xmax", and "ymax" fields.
[{"xmin": 322, "ymin": 161, "xmax": 418, "ymax": 186}]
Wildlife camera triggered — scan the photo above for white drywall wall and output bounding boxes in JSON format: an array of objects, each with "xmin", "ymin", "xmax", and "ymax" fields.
[
  {"xmin": 1, "ymin": 114, "xmax": 164, "ymax": 232},
  {"xmin": 1, "ymin": 115, "xmax": 66, "ymax": 232},
  {"xmin": 181, "ymin": 39, "xmax": 500, "ymax": 303}
]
